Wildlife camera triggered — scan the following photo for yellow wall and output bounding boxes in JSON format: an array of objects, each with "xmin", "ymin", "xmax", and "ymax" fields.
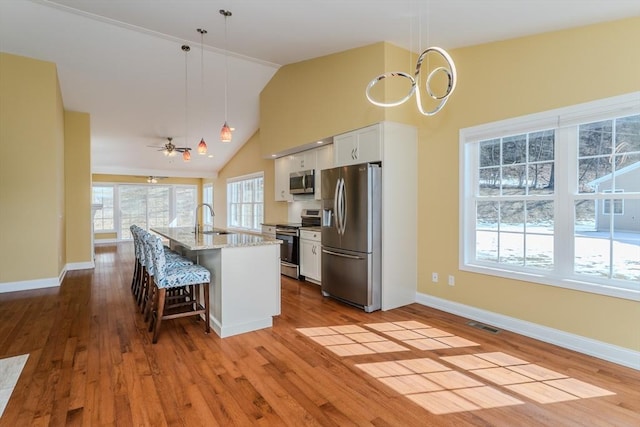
[
  {"xmin": 260, "ymin": 43, "xmax": 387, "ymax": 156},
  {"xmin": 65, "ymin": 111, "xmax": 92, "ymax": 264},
  {"xmin": 418, "ymin": 17, "xmax": 640, "ymax": 351},
  {"xmin": 0, "ymin": 53, "xmax": 66, "ymax": 284},
  {"xmin": 214, "ymin": 130, "xmax": 287, "ymax": 227},
  {"xmin": 254, "ymin": 18, "xmax": 639, "ymax": 351}
]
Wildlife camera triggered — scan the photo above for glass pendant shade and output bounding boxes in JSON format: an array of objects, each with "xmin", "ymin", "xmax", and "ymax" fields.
[
  {"xmin": 183, "ymin": 150, "xmax": 191, "ymax": 162},
  {"xmin": 197, "ymin": 138, "xmax": 207, "ymax": 154},
  {"xmin": 220, "ymin": 122, "xmax": 232, "ymax": 142}
]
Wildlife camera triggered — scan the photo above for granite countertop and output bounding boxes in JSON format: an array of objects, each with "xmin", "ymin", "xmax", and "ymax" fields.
[{"xmin": 151, "ymin": 227, "xmax": 281, "ymax": 251}]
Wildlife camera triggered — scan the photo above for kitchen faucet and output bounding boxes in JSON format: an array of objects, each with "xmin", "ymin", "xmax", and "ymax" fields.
[{"xmin": 194, "ymin": 203, "xmax": 215, "ymax": 234}]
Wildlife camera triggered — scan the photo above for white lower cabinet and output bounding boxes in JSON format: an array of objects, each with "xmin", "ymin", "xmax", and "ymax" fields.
[{"xmin": 300, "ymin": 229, "xmax": 321, "ymax": 284}]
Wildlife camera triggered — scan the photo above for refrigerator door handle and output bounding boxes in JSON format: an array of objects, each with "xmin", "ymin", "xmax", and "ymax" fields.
[
  {"xmin": 322, "ymin": 249, "xmax": 363, "ymax": 260},
  {"xmin": 334, "ymin": 178, "xmax": 341, "ymax": 233},
  {"xmin": 340, "ymin": 177, "xmax": 347, "ymax": 235}
]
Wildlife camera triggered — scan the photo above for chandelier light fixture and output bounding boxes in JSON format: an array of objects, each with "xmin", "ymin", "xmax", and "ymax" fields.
[
  {"xmin": 365, "ymin": 4, "xmax": 457, "ymax": 116},
  {"xmin": 182, "ymin": 44, "xmax": 192, "ymax": 162},
  {"xmin": 219, "ymin": 9, "xmax": 233, "ymax": 142},
  {"xmin": 196, "ymin": 28, "xmax": 208, "ymax": 155}
]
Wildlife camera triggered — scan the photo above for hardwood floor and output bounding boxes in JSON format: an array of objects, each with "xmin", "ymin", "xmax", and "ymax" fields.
[{"xmin": 1, "ymin": 242, "xmax": 639, "ymax": 426}]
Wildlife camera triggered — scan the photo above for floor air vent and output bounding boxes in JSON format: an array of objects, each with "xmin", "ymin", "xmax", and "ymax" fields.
[{"xmin": 467, "ymin": 321, "xmax": 501, "ymax": 334}]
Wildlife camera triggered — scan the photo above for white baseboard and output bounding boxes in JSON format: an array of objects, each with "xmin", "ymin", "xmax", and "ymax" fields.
[
  {"xmin": 0, "ymin": 276, "xmax": 60, "ymax": 293},
  {"xmin": 66, "ymin": 261, "xmax": 95, "ymax": 270},
  {"xmin": 95, "ymin": 238, "xmax": 118, "ymax": 244},
  {"xmin": 415, "ymin": 292, "xmax": 639, "ymax": 371}
]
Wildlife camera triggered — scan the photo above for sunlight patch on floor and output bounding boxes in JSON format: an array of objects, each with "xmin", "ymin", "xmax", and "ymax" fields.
[{"xmin": 297, "ymin": 322, "xmax": 616, "ymax": 415}]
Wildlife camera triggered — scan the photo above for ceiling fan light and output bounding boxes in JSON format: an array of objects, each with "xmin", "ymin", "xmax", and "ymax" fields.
[
  {"xmin": 183, "ymin": 150, "xmax": 191, "ymax": 162},
  {"xmin": 220, "ymin": 122, "xmax": 232, "ymax": 142},
  {"xmin": 197, "ymin": 138, "xmax": 207, "ymax": 154}
]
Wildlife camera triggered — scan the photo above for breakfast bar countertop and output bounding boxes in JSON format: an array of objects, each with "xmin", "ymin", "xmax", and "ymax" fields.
[{"xmin": 151, "ymin": 226, "xmax": 281, "ymax": 251}]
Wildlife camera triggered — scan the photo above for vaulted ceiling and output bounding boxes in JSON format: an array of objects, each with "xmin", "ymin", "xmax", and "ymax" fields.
[{"xmin": 1, "ymin": 0, "xmax": 639, "ymax": 178}]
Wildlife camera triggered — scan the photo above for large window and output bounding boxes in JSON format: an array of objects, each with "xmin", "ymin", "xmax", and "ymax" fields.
[
  {"xmin": 203, "ymin": 183, "xmax": 214, "ymax": 226},
  {"xmin": 461, "ymin": 93, "xmax": 640, "ymax": 300},
  {"xmin": 92, "ymin": 183, "xmax": 197, "ymax": 239},
  {"xmin": 227, "ymin": 173, "xmax": 264, "ymax": 232},
  {"xmin": 92, "ymin": 185, "xmax": 115, "ymax": 232}
]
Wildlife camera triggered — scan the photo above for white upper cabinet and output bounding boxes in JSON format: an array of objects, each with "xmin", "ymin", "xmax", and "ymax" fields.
[
  {"xmin": 274, "ymin": 156, "xmax": 293, "ymax": 202},
  {"xmin": 290, "ymin": 150, "xmax": 316, "ymax": 172},
  {"xmin": 333, "ymin": 124, "xmax": 382, "ymax": 167},
  {"xmin": 314, "ymin": 144, "xmax": 334, "ymax": 200},
  {"xmin": 274, "ymin": 145, "xmax": 333, "ymax": 202}
]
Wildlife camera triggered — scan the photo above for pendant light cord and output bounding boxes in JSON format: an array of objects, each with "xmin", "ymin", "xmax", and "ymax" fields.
[
  {"xmin": 224, "ymin": 13, "xmax": 229, "ymax": 123},
  {"xmin": 183, "ymin": 45, "xmax": 190, "ymax": 148}
]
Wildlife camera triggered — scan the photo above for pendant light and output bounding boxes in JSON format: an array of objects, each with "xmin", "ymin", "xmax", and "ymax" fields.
[
  {"xmin": 182, "ymin": 44, "xmax": 191, "ymax": 162},
  {"xmin": 196, "ymin": 28, "xmax": 208, "ymax": 155},
  {"xmin": 220, "ymin": 9, "xmax": 233, "ymax": 142}
]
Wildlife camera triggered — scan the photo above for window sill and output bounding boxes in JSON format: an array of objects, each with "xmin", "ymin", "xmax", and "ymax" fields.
[{"xmin": 460, "ymin": 263, "xmax": 640, "ymax": 302}]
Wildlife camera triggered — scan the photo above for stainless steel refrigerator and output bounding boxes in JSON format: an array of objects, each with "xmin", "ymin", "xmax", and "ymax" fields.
[{"xmin": 321, "ymin": 162, "xmax": 381, "ymax": 312}]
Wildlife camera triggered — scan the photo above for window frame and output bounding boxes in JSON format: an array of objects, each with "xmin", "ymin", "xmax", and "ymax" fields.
[
  {"xmin": 460, "ymin": 92, "xmax": 640, "ymax": 301},
  {"xmin": 226, "ymin": 172, "xmax": 264, "ymax": 233},
  {"xmin": 92, "ymin": 184, "xmax": 116, "ymax": 233},
  {"xmin": 92, "ymin": 182, "xmax": 198, "ymax": 240},
  {"xmin": 203, "ymin": 183, "xmax": 214, "ymax": 226}
]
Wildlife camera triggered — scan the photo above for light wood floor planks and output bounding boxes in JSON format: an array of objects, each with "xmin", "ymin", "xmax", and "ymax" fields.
[{"xmin": 0, "ymin": 242, "xmax": 639, "ymax": 426}]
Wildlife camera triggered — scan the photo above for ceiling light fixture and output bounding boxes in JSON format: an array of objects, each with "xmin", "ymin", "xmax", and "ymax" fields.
[
  {"xmin": 147, "ymin": 176, "xmax": 158, "ymax": 184},
  {"xmin": 196, "ymin": 28, "xmax": 208, "ymax": 155},
  {"xmin": 365, "ymin": 4, "xmax": 457, "ymax": 116},
  {"xmin": 182, "ymin": 44, "xmax": 192, "ymax": 162},
  {"xmin": 219, "ymin": 9, "xmax": 233, "ymax": 143}
]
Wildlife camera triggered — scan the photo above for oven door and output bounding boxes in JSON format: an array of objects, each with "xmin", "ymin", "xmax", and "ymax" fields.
[{"xmin": 276, "ymin": 229, "xmax": 299, "ymax": 265}]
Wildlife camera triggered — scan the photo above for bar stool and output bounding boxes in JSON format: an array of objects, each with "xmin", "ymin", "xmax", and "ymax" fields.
[
  {"xmin": 145, "ymin": 234, "xmax": 211, "ymax": 343},
  {"xmin": 137, "ymin": 228, "xmax": 193, "ymax": 314}
]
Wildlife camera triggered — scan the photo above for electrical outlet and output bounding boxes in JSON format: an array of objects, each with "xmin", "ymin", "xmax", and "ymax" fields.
[
  {"xmin": 432, "ymin": 272, "xmax": 439, "ymax": 283},
  {"xmin": 448, "ymin": 275, "xmax": 455, "ymax": 286}
]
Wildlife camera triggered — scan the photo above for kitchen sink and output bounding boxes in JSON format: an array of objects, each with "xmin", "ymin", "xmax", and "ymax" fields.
[{"xmin": 196, "ymin": 230, "xmax": 234, "ymax": 235}]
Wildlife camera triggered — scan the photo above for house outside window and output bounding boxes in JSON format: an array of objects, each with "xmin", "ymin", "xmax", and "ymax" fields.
[
  {"xmin": 227, "ymin": 173, "xmax": 264, "ymax": 232},
  {"xmin": 602, "ymin": 190, "xmax": 624, "ymax": 215},
  {"xmin": 460, "ymin": 93, "xmax": 640, "ymax": 301}
]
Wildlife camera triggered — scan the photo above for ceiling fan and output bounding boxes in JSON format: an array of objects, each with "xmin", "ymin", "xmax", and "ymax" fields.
[
  {"xmin": 145, "ymin": 176, "xmax": 167, "ymax": 183},
  {"xmin": 148, "ymin": 137, "xmax": 191, "ymax": 159}
]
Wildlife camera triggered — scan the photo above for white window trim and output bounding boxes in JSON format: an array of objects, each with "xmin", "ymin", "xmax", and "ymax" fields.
[
  {"xmin": 226, "ymin": 171, "xmax": 264, "ymax": 232},
  {"xmin": 92, "ymin": 184, "xmax": 116, "ymax": 233},
  {"xmin": 460, "ymin": 92, "xmax": 640, "ymax": 302},
  {"xmin": 203, "ymin": 183, "xmax": 214, "ymax": 226},
  {"xmin": 92, "ymin": 182, "xmax": 198, "ymax": 240}
]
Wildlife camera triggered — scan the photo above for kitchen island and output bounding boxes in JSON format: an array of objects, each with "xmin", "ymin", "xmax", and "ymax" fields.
[{"xmin": 151, "ymin": 227, "xmax": 281, "ymax": 338}]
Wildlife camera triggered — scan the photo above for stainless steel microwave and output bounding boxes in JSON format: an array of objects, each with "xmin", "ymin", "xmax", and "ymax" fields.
[{"xmin": 289, "ymin": 169, "xmax": 315, "ymax": 194}]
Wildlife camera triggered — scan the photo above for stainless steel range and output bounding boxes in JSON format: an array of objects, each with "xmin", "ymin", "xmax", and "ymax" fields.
[{"xmin": 276, "ymin": 209, "xmax": 321, "ymax": 279}]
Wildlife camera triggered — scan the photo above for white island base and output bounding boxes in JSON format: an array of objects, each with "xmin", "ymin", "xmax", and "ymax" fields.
[
  {"xmin": 190, "ymin": 244, "xmax": 281, "ymax": 338},
  {"xmin": 151, "ymin": 227, "xmax": 281, "ymax": 338}
]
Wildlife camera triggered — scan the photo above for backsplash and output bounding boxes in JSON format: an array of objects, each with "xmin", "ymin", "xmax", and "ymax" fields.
[{"xmin": 288, "ymin": 199, "xmax": 321, "ymax": 223}]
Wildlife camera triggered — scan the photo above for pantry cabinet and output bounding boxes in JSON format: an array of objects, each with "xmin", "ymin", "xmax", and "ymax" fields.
[{"xmin": 314, "ymin": 144, "xmax": 334, "ymax": 200}]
